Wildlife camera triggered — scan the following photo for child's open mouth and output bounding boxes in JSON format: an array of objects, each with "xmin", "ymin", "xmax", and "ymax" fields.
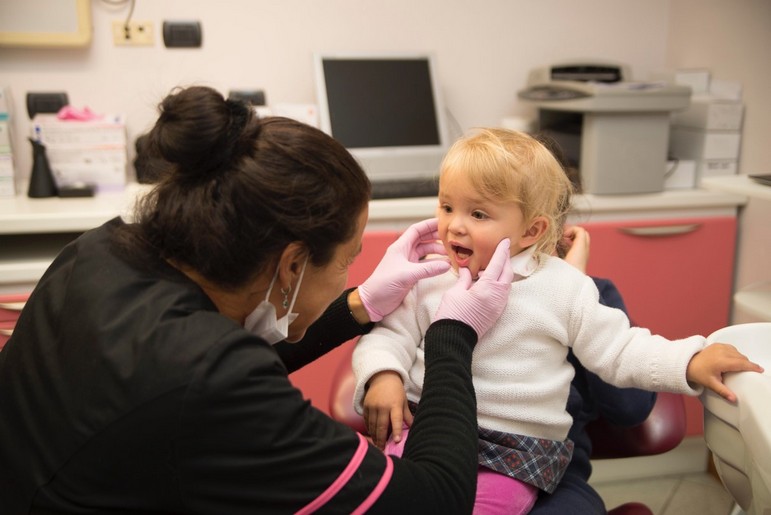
[{"xmin": 452, "ymin": 244, "xmax": 473, "ymax": 268}]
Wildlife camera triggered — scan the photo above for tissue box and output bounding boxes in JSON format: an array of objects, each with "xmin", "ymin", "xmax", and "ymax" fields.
[
  {"xmin": 672, "ymin": 98, "xmax": 744, "ymax": 131},
  {"xmin": 669, "ymin": 127, "xmax": 741, "ymax": 160}
]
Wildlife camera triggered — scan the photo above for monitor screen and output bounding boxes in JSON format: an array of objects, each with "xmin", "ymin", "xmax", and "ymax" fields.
[{"xmin": 314, "ymin": 53, "xmax": 449, "ymax": 182}]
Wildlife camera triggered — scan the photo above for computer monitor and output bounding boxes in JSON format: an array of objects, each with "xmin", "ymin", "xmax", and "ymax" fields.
[{"xmin": 314, "ymin": 53, "xmax": 449, "ymax": 184}]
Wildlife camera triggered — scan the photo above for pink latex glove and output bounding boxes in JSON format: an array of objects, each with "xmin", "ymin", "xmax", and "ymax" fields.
[
  {"xmin": 359, "ymin": 218, "xmax": 450, "ymax": 322},
  {"xmin": 434, "ymin": 238, "xmax": 513, "ymax": 338}
]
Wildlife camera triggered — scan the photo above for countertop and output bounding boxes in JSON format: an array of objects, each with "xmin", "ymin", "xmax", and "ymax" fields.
[
  {"xmin": 0, "ymin": 183, "xmax": 750, "ymax": 288},
  {"xmin": 701, "ymin": 174, "xmax": 771, "ymax": 202},
  {"xmin": 0, "ymin": 183, "xmax": 749, "ymax": 235}
]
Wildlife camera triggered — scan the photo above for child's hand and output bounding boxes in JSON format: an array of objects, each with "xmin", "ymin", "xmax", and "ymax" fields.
[
  {"xmin": 561, "ymin": 225, "xmax": 590, "ymax": 273},
  {"xmin": 686, "ymin": 343, "xmax": 765, "ymax": 402},
  {"xmin": 363, "ymin": 371, "xmax": 414, "ymax": 449}
]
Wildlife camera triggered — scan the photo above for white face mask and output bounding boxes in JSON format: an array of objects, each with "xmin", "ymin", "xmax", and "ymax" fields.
[{"xmin": 244, "ymin": 257, "xmax": 307, "ymax": 345}]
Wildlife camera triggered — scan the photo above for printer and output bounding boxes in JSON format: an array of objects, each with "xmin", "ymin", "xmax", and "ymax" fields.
[{"xmin": 519, "ymin": 62, "xmax": 691, "ymax": 195}]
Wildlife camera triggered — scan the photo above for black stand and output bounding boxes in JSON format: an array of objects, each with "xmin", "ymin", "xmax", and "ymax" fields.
[{"xmin": 27, "ymin": 137, "xmax": 58, "ymax": 198}]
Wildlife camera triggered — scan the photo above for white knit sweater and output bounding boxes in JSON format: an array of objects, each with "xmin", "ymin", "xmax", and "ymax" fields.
[{"xmin": 352, "ymin": 249, "xmax": 706, "ymax": 441}]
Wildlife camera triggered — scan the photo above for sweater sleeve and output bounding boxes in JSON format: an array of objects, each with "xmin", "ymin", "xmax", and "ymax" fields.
[
  {"xmin": 569, "ymin": 276, "xmax": 706, "ymax": 396},
  {"xmin": 351, "ymin": 286, "xmax": 424, "ymax": 414}
]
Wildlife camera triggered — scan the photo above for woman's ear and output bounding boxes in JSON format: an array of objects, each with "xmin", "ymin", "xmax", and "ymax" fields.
[
  {"xmin": 521, "ymin": 217, "xmax": 548, "ymax": 247},
  {"xmin": 277, "ymin": 242, "xmax": 308, "ymax": 289}
]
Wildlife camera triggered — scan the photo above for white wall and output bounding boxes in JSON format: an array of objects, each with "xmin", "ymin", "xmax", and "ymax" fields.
[{"xmin": 1, "ymin": 0, "xmax": 672, "ymax": 188}]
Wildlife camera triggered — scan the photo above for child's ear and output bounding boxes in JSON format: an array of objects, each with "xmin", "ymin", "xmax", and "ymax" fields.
[{"xmin": 521, "ymin": 217, "xmax": 548, "ymax": 247}]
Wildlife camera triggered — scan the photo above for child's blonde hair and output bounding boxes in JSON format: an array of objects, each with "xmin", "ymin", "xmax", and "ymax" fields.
[{"xmin": 440, "ymin": 128, "xmax": 573, "ymax": 256}]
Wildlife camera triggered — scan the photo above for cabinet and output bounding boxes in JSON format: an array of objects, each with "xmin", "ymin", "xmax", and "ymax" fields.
[{"xmin": 582, "ymin": 216, "xmax": 737, "ymax": 436}]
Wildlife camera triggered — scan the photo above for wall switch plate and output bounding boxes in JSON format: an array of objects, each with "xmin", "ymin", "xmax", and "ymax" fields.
[
  {"xmin": 26, "ymin": 92, "xmax": 69, "ymax": 119},
  {"xmin": 112, "ymin": 20, "xmax": 154, "ymax": 46},
  {"xmin": 163, "ymin": 21, "xmax": 202, "ymax": 48}
]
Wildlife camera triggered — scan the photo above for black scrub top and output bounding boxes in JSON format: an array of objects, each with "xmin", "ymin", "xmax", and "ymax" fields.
[{"xmin": 0, "ymin": 218, "xmax": 479, "ymax": 514}]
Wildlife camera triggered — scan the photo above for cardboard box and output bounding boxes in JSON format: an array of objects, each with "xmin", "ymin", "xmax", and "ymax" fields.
[
  {"xmin": 671, "ymin": 98, "xmax": 744, "ymax": 131},
  {"xmin": 669, "ymin": 127, "xmax": 741, "ymax": 160},
  {"xmin": 664, "ymin": 159, "xmax": 696, "ymax": 190}
]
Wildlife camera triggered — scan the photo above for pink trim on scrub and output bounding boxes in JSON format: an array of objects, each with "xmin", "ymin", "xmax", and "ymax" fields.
[
  {"xmin": 295, "ymin": 432, "xmax": 370, "ymax": 514},
  {"xmin": 386, "ymin": 425, "xmax": 538, "ymax": 515}
]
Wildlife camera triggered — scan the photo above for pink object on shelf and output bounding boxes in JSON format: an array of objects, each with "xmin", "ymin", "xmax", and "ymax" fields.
[{"xmin": 57, "ymin": 105, "xmax": 103, "ymax": 121}]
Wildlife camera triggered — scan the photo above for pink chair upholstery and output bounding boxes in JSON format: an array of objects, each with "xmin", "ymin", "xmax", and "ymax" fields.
[{"xmin": 328, "ymin": 345, "xmax": 687, "ymax": 515}]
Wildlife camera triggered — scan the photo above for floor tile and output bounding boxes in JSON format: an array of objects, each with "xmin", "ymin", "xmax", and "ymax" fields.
[
  {"xmin": 592, "ymin": 473, "xmax": 736, "ymax": 515},
  {"xmin": 593, "ymin": 476, "xmax": 680, "ymax": 514},
  {"xmin": 661, "ymin": 474, "xmax": 735, "ymax": 515}
]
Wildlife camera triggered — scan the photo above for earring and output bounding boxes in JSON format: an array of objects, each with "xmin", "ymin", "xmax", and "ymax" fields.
[{"xmin": 281, "ymin": 286, "xmax": 291, "ymax": 309}]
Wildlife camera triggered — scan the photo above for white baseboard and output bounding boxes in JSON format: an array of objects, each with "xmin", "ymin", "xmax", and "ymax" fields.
[{"xmin": 589, "ymin": 436, "xmax": 710, "ymax": 485}]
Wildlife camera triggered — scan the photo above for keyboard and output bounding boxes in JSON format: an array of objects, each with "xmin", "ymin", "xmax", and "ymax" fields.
[{"xmin": 370, "ymin": 178, "xmax": 439, "ymax": 199}]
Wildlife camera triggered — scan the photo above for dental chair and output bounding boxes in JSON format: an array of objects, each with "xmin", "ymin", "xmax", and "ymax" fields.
[{"xmin": 328, "ymin": 343, "xmax": 687, "ymax": 515}]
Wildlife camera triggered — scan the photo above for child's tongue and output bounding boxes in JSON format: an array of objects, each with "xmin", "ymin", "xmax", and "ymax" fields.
[{"xmin": 454, "ymin": 245, "xmax": 473, "ymax": 266}]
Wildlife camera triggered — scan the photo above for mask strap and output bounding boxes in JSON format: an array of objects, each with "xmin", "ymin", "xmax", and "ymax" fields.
[
  {"xmin": 286, "ymin": 257, "xmax": 308, "ymax": 314},
  {"xmin": 264, "ymin": 265, "xmax": 280, "ymax": 302}
]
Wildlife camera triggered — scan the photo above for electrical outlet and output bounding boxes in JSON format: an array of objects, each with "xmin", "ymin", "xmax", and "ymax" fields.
[{"xmin": 112, "ymin": 20, "xmax": 154, "ymax": 46}]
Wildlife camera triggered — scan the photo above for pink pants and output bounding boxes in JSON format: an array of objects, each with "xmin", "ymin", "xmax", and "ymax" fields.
[{"xmin": 385, "ymin": 426, "xmax": 538, "ymax": 515}]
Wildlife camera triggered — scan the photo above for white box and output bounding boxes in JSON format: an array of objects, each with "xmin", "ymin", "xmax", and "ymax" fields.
[
  {"xmin": 0, "ymin": 177, "xmax": 15, "ymax": 197},
  {"xmin": 652, "ymin": 68, "xmax": 710, "ymax": 94},
  {"xmin": 31, "ymin": 114, "xmax": 127, "ymax": 146},
  {"xmin": 0, "ymin": 155, "xmax": 15, "ymax": 197},
  {"xmin": 272, "ymin": 104, "xmax": 320, "ymax": 128},
  {"xmin": 709, "ymin": 79, "xmax": 743, "ymax": 101},
  {"xmin": 697, "ymin": 159, "xmax": 738, "ymax": 184},
  {"xmin": 664, "ymin": 159, "xmax": 696, "ymax": 190},
  {"xmin": 49, "ymin": 162, "xmax": 126, "ymax": 192},
  {"xmin": 671, "ymin": 98, "xmax": 744, "ymax": 131},
  {"xmin": 669, "ymin": 127, "xmax": 741, "ymax": 160},
  {"xmin": 45, "ymin": 145, "xmax": 127, "ymax": 167},
  {"xmin": 0, "ymin": 86, "xmax": 11, "ymax": 116},
  {"xmin": 0, "ymin": 119, "xmax": 11, "ymax": 154}
]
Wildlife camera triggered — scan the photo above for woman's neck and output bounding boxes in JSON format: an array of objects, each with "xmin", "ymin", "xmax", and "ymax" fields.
[{"xmin": 168, "ymin": 260, "xmax": 255, "ymax": 325}]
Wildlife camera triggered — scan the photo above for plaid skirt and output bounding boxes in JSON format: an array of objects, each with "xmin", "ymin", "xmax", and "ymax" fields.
[
  {"xmin": 406, "ymin": 401, "xmax": 572, "ymax": 493},
  {"xmin": 477, "ymin": 426, "xmax": 574, "ymax": 493}
]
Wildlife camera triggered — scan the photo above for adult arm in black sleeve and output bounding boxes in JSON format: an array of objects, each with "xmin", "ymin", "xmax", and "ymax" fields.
[{"xmin": 274, "ymin": 288, "xmax": 373, "ymax": 373}]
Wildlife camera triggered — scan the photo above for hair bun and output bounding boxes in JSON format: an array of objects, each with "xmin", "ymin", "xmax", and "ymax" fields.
[{"xmin": 149, "ymin": 86, "xmax": 254, "ymax": 180}]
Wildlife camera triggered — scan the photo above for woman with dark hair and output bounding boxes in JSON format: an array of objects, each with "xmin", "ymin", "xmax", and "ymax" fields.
[{"xmin": 0, "ymin": 85, "xmax": 514, "ymax": 514}]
